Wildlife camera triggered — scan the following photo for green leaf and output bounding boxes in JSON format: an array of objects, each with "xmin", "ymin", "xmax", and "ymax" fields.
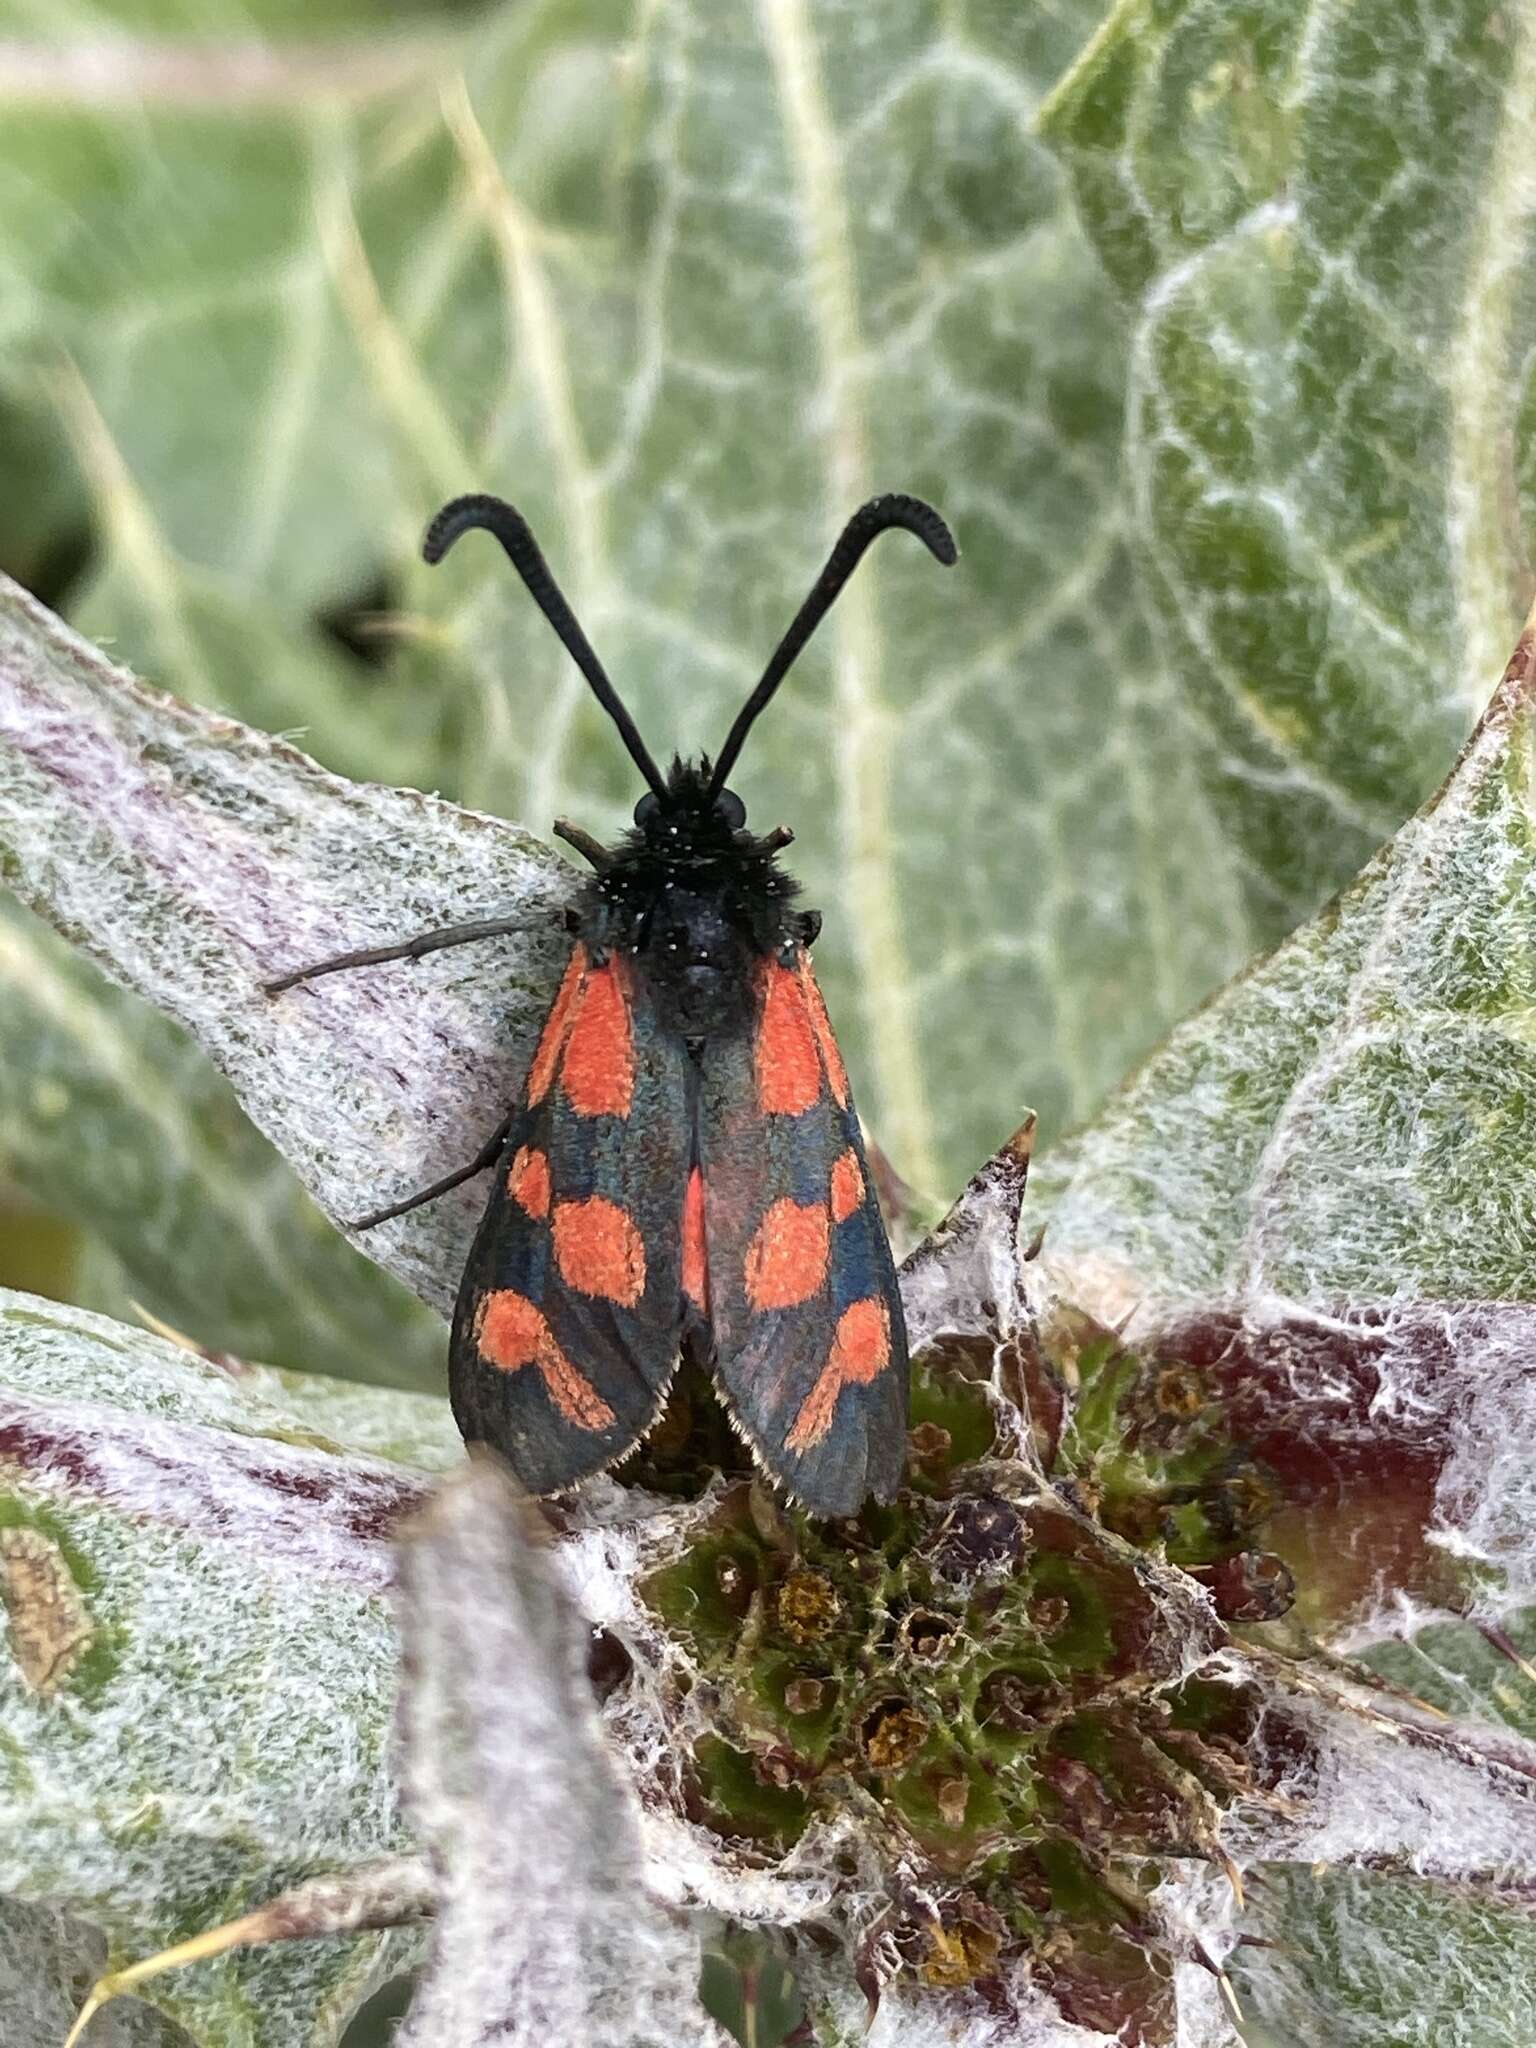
[
  {"xmin": 1040, "ymin": 0, "xmax": 1536, "ymax": 939},
  {"xmin": 1034, "ymin": 619, "xmax": 1536, "ymax": 1313},
  {"xmin": 0, "ymin": 573, "xmax": 571, "ymax": 1325},
  {"xmin": 1237, "ymin": 1863, "xmax": 1536, "ymax": 2048},
  {"xmin": 0, "ymin": 1285, "xmax": 446, "ymax": 2046},
  {"xmin": 0, "ymin": 898, "xmax": 444, "ymax": 1389}
]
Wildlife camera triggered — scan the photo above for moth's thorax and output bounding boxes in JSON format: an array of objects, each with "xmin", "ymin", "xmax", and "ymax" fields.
[{"xmin": 577, "ymin": 771, "xmax": 801, "ymax": 1036}]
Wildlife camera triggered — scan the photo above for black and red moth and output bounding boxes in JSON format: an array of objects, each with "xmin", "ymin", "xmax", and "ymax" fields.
[{"xmin": 268, "ymin": 493, "xmax": 956, "ymax": 1517}]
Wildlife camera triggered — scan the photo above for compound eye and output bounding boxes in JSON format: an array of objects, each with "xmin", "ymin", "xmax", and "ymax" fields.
[
  {"xmin": 716, "ymin": 788, "xmax": 747, "ymax": 831},
  {"xmin": 633, "ymin": 791, "xmax": 661, "ymax": 827}
]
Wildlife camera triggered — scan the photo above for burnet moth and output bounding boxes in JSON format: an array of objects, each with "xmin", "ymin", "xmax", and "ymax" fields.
[{"xmin": 267, "ymin": 493, "xmax": 956, "ymax": 1517}]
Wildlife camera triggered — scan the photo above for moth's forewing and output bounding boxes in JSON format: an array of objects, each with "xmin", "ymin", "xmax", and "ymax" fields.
[
  {"xmin": 695, "ymin": 951, "xmax": 908, "ymax": 1517},
  {"xmin": 450, "ymin": 945, "xmax": 693, "ymax": 1492}
]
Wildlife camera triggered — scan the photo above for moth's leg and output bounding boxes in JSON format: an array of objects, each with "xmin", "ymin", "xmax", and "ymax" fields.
[
  {"xmin": 348, "ymin": 1111, "xmax": 516, "ymax": 1230},
  {"xmin": 753, "ymin": 900, "xmax": 818, "ymax": 957},
  {"xmin": 579, "ymin": 893, "xmax": 631, "ymax": 965},
  {"xmin": 263, "ymin": 918, "xmax": 522, "ymax": 995}
]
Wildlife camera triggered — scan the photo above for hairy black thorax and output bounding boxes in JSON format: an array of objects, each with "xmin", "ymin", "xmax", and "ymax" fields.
[{"xmin": 576, "ymin": 759, "xmax": 809, "ymax": 1039}]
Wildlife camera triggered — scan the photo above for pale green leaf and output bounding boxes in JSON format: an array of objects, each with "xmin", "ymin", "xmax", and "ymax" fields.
[
  {"xmin": 1237, "ymin": 1864, "xmax": 1536, "ymax": 2048},
  {"xmin": 0, "ymin": 898, "xmax": 444, "ymax": 1389},
  {"xmin": 237, "ymin": 1361, "xmax": 463, "ymax": 1471},
  {"xmin": 1040, "ymin": 0, "xmax": 1536, "ymax": 934},
  {"xmin": 1033, "ymin": 621, "xmax": 1536, "ymax": 1315},
  {"xmin": 0, "ymin": 1285, "xmax": 446, "ymax": 2047},
  {"xmin": 1360, "ymin": 1606, "xmax": 1536, "ymax": 1748},
  {"xmin": 1017, "ymin": 621, "xmax": 1536, "ymax": 2040},
  {"xmin": 0, "ymin": 572, "xmax": 571, "ymax": 1323}
]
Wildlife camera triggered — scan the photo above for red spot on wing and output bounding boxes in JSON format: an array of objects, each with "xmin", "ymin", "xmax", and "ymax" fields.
[
  {"xmin": 786, "ymin": 1299, "xmax": 891, "ymax": 1452},
  {"xmin": 755, "ymin": 960, "xmax": 822, "ymax": 1115},
  {"xmin": 799, "ymin": 958, "xmax": 849, "ymax": 1107},
  {"xmin": 682, "ymin": 1167, "xmax": 708, "ymax": 1311},
  {"xmin": 561, "ymin": 958, "xmax": 634, "ymax": 1117},
  {"xmin": 475, "ymin": 1289, "xmax": 616, "ymax": 1430},
  {"xmin": 528, "ymin": 946, "xmax": 587, "ymax": 1106},
  {"xmin": 507, "ymin": 1145, "xmax": 551, "ymax": 1218},
  {"xmin": 553, "ymin": 1196, "xmax": 647, "ymax": 1305},
  {"xmin": 744, "ymin": 1198, "xmax": 830, "ymax": 1311},
  {"xmin": 830, "ymin": 1147, "xmax": 864, "ymax": 1223}
]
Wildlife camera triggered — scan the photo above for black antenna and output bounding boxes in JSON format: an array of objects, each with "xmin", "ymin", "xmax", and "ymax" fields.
[
  {"xmin": 423, "ymin": 494, "xmax": 668, "ymax": 802},
  {"xmin": 707, "ymin": 494, "xmax": 957, "ymax": 800}
]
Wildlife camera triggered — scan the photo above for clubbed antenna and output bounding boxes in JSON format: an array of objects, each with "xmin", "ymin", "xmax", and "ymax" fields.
[
  {"xmin": 424, "ymin": 494, "xmax": 668, "ymax": 802},
  {"xmin": 707, "ymin": 494, "xmax": 957, "ymax": 799}
]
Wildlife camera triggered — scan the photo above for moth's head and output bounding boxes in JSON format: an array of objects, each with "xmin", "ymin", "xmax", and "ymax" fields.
[
  {"xmin": 421, "ymin": 492, "xmax": 956, "ymax": 824},
  {"xmin": 632, "ymin": 762, "xmax": 747, "ymax": 848}
]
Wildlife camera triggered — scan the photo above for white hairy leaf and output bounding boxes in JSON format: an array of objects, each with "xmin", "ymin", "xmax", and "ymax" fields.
[
  {"xmin": 0, "ymin": 1287, "xmax": 441, "ymax": 2046},
  {"xmin": 392, "ymin": 1454, "xmax": 728, "ymax": 2048},
  {"xmin": 0, "ymin": 895, "xmax": 445, "ymax": 1388},
  {"xmin": 0, "ymin": 574, "xmax": 571, "ymax": 1321},
  {"xmin": 0, "ymin": 1899, "xmax": 189, "ymax": 2048},
  {"xmin": 1034, "ymin": 616, "xmax": 1536, "ymax": 1460}
]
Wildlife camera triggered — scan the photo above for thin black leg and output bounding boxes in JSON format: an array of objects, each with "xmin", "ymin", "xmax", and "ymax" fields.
[
  {"xmin": 263, "ymin": 919, "xmax": 522, "ymax": 994},
  {"xmin": 348, "ymin": 1112, "xmax": 515, "ymax": 1230}
]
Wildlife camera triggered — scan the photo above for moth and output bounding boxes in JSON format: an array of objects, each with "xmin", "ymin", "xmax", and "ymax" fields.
[{"xmin": 268, "ymin": 492, "xmax": 955, "ymax": 1516}]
